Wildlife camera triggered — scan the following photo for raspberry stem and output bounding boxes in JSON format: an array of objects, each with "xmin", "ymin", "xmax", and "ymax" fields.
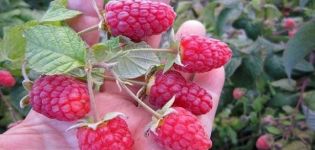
[
  {"xmin": 22, "ymin": 61, "xmax": 30, "ymax": 82},
  {"xmin": 86, "ymin": 48, "xmax": 99, "ymax": 122},
  {"xmin": 100, "ymin": 64, "xmax": 162, "ymax": 119},
  {"xmin": 78, "ymin": 24, "xmax": 99, "ymax": 35},
  {"xmin": 93, "ymin": 72, "xmax": 146, "ymax": 86},
  {"xmin": 127, "ymin": 48, "xmax": 176, "ymax": 54}
]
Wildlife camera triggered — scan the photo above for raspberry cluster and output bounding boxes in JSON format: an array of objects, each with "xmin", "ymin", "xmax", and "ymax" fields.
[{"xmin": 21, "ymin": 0, "xmax": 233, "ymax": 150}]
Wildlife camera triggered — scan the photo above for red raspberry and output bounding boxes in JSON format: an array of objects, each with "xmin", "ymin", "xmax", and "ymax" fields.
[
  {"xmin": 153, "ymin": 107, "xmax": 212, "ymax": 150},
  {"xmin": 174, "ymin": 35, "xmax": 232, "ymax": 73},
  {"xmin": 232, "ymin": 88, "xmax": 246, "ymax": 100},
  {"xmin": 0, "ymin": 70, "xmax": 16, "ymax": 88},
  {"xmin": 283, "ymin": 18, "xmax": 296, "ymax": 30},
  {"xmin": 105, "ymin": 0, "xmax": 176, "ymax": 42},
  {"xmin": 30, "ymin": 75, "xmax": 90, "ymax": 121},
  {"xmin": 256, "ymin": 134, "xmax": 274, "ymax": 150},
  {"xmin": 147, "ymin": 70, "xmax": 212, "ymax": 115},
  {"xmin": 77, "ymin": 117, "xmax": 134, "ymax": 150}
]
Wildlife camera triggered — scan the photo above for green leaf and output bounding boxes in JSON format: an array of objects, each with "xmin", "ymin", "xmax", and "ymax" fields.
[
  {"xmin": 225, "ymin": 57, "xmax": 242, "ymax": 78},
  {"xmin": 0, "ymin": 22, "xmax": 37, "ymax": 65},
  {"xmin": 271, "ymin": 79, "xmax": 296, "ymax": 91},
  {"xmin": 25, "ymin": 25, "xmax": 86, "ymax": 74},
  {"xmin": 263, "ymin": 4, "xmax": 281, "ymax": 20},
  {"xmin": 108, "ymin": 42, "xmax": 160, "ymax": 79},
  {"xmin": 266, "ymin": 126, "xmax": 281, "ymax": 135},
  {"xmin": 10, "ymin": 86, "xmax": 30, "ymax": 116},
  {"xmin": 283, "ymin": 20, "xmax": 315, "ymax": 78},
  {"xmin": 282, "ymin": 105, "xmax": 295, "ymax": 114},
  {"xmin": 304, "ymin": 91, "xmax": 315, "ymax": 111},
  {"xmin": 41, "ymin": 0, "xmax": 82, "ymax": 22},
  {"xmin": 294, "ymin": 59, "xmax": 314, "ymax": 72},
  {"xmin": 92, "ymin": 37, "xmax": 120, "ymax": 62}
]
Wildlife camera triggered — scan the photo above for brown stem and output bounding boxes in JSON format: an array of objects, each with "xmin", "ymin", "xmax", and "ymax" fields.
[
  {"xmin": 93, "ymin": 73, "xmax": 146, "ymax": 86},
  {"xmin": 0, "ymin": 90, "xmax": 18, "ymax": 122},
  {"xmin": 107, "ymin": 67, "xmax": 162, "ymax": 119},
  {"xmin": 86, "ymin": 49, "xmax": 99, "ymax": 122},
  {"xmin": 78, "ymin": 24, "xmax": 99, "ymax": 35}
]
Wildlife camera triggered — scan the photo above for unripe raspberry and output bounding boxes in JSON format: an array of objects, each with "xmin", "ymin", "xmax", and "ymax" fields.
[
  {"xmin": 105, "ymin": 0, "xmax": 176, "ymax": 42},
  {"xmin": 30, "ymin": 75, "xmax": 90, "ymax": 121},
  {"xmin": 153, "ymin": 107, "xmax": 212, "ymax": 150},
  {"xmin": 232, "ymin": 88, "xmax": 246, "ymax": 100},
  {"xmin": 0, "ymin": 70, "xmax": 16, "ymax": 88},
  {"xmin": 147, "ymin": 70, "xmax": 212, "ymax": 115},
  {"xmin": 256, "ymin": 134, "xmax": 274, "ymax": 150},
  {"xmin": 174, "ymin": 35, "xmax": 232, "ymax": 73}
]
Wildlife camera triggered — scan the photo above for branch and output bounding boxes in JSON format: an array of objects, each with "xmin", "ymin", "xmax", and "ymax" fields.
[
  {"xmin": 86, "ymin": 48, "xmax": 99, "ymax": 122},
  {"xmin": 107, "ymin": 67, "xmax": 162, "ymax": 119}
]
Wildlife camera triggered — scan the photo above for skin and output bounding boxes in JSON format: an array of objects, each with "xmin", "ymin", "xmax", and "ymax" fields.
[{"xmin": 0, "ymin": 0, "xmax": 225, "ymax": 149}]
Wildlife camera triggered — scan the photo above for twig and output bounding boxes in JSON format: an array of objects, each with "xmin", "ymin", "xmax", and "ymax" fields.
[
  {"xmin": 127, "ymin": 48, "xmax": 176, "ymax": 54},
  {"xmin": 78, "ymin": 24, "xmax": 99, "ymax": 35},
  {"xmin": 92, "ymin": 0, "xmax": 103, "ymax": 21},
  {"xmin": 22, "ymin": 61, "xmax": 30, "ymax": 81},
  {"xmin": 86, "ymin": 48, "xmax": 99, "ymax": 122},
  {"xmin": 93, "ymin": 72, "xmax": 146, "ymax": 86},
  {"xmin": 0, "ymin": 90, "xmax": 18, "ymax": 122},
  {"xmin": 108, "ymin": 67, "xmax": 162, "ymax": 119}
]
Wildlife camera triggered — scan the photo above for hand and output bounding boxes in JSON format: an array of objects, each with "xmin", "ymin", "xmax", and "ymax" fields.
[{"xmin": 0, "ymin": 1, "xmax": 225, "ymax": 149}]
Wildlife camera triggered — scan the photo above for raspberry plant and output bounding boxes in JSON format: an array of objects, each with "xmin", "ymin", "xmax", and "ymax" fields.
[{"xmin": 1, "ymin": 0, "xmax": 315, "ymax": 149}]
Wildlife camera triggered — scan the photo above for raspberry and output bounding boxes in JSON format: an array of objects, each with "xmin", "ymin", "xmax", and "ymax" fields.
[
  {"xmin": 256, "ymin": 134, "xmax": 274, "ymax": 150},
  {"xmin": 153, "ymin": 107, "xmax": 212, "ymax": 150},
  {"xmin": 232, "ymin": 88, "xmax": 246, "ymax": 100},
  {"xmin": 283, "ymin": 18, "xmax": 296, "ymax": 30},
  {"xmin": 77, "ymin": 117, "xmax": 134, "ymax": 150},
  {"xmin": 174, "ymin": 35, "xmax": 232, "ymax": 73},
  {"xmin": 30, "ymin": 75, "xmax": 90, "ymax": 121},
  {"xmin": 105, "ymin": 0, "xmax": 176, "ymax": 42},
  {"xmin": 0, "ymin": 70, "xmax": 16, "ymax": 88},
  {"xmin": 147, "ymin": 70, "xmax": 212, "ymax": 115}
]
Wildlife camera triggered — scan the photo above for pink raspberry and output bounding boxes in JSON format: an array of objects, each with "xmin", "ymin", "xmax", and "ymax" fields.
[
  {"xmin": 283, "ymin": 18, "xmax": 296, "ymax": 30},
  {"xmin": 105, "ymin": 0, "xmax": 176, "ymax": 42},
  {"xmin": 174, "ymin": 35, "xmax": 232, "ymax": 73},
  {"xmin": 30, "ymin": 75, "xmax": 90, "ymax": 121},
  {"xmin": 0, "ymin": 70, "xmax": 16, "ymax": 88},
  {"xmin": 77, "ymin": 117, "xmax": 134, "ymax": 150},
  {"xmin": 256, "ymin": 134, "xmax": 274, "ymax": 150},
  {"xmin": 232, "ymin": 88, "xmax": 246, "ymax": 100},
  {"xmin": 153, "ymin": 107, "xmax": 212, "ymax": 150},
  {"xmin": 147, "ymin": 70, "xmax": 212, "ymax": 115}
]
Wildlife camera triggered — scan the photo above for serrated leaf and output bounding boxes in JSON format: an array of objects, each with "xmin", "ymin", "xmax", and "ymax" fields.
[
  {"xmin": 110, "ymin": 50, "xmax": 160, "ymax": 79},
  {"xmin": 282, "ymin": 105, "xmax": 295, "ymax": 114},
  {"xmin": 294, "ymin": 59, "xmax": 314, "ymax": 72},
  {"xmin": 271, "ymin": 79, "xmax": 296, "ymax": 91},
  {"xmin": 25, "ymin": 25, "xmax": 86, "ymax": 74},
  {"xmin": 266, "ymin": 126, "xmax": 281, "ymax": 135},
  {"xmin": 107, "ymin": 41, "xmax": 161, "ymax": 79},
  {"xmin": 283, "ymin": 20, "xmax": 315, "ymax": 78},
  {"xmin": 92, "ymin": 37, "xmax": 120, "ymax": 62},
  {"xmin": 41, "ymin": 0, "xmax": 82, "ymax": 22}
]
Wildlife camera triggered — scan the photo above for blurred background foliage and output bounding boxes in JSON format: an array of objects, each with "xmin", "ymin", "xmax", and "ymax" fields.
[{"xmin": 0, "ymin": 0, "xmax": 315, "ymax": 149}]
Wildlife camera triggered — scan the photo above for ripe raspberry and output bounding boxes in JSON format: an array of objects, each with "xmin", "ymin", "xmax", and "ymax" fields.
[
  {"xmin": 153, "ymin": 107, "xmax": 212, "ymax": 150},
  {"xmin": 147, "ymin": 70, "xmax": 212, "ymax": 115},
  {"xmin": 30, "ymin": 75, "xmax": 90, "ymax": 121},
  {"xmin": 232, "ymin": 88, "xmax": 246, "ymax": 100},
  {"xmin": 105, "ymin": 0, "xmax": 176, "ymax": 42},
  {"xmin": 0, "ymin": 70, "xmax": 16, "ymax": 88},
  {"xmin": 283, "ymin": 18, "xmax": 296, "ymax": 30},
  {"xmin": 174, "ymin": 35, "xmax": 232, "ymax": 73},
  {"xmin": 77, "ymin": 117, "xmax": 134, "ymax": 150},
  {"xmin": 256, "ymin": 134, "xmax": 274, "ymax": 150}
]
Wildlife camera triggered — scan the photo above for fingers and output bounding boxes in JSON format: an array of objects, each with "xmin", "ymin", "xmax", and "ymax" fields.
[
  {"xmin": 67, "ymin": 15, "xmax": 100, "ymax": 46},
  {"xmin": 67, "ymin": 0, "xmax": 104, "ymax": 17}
]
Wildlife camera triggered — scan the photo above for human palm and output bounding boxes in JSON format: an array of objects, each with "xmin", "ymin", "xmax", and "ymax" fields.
[{"xmin": 0, "ymin": 0, "xmax": 225, "ymax": 149}]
